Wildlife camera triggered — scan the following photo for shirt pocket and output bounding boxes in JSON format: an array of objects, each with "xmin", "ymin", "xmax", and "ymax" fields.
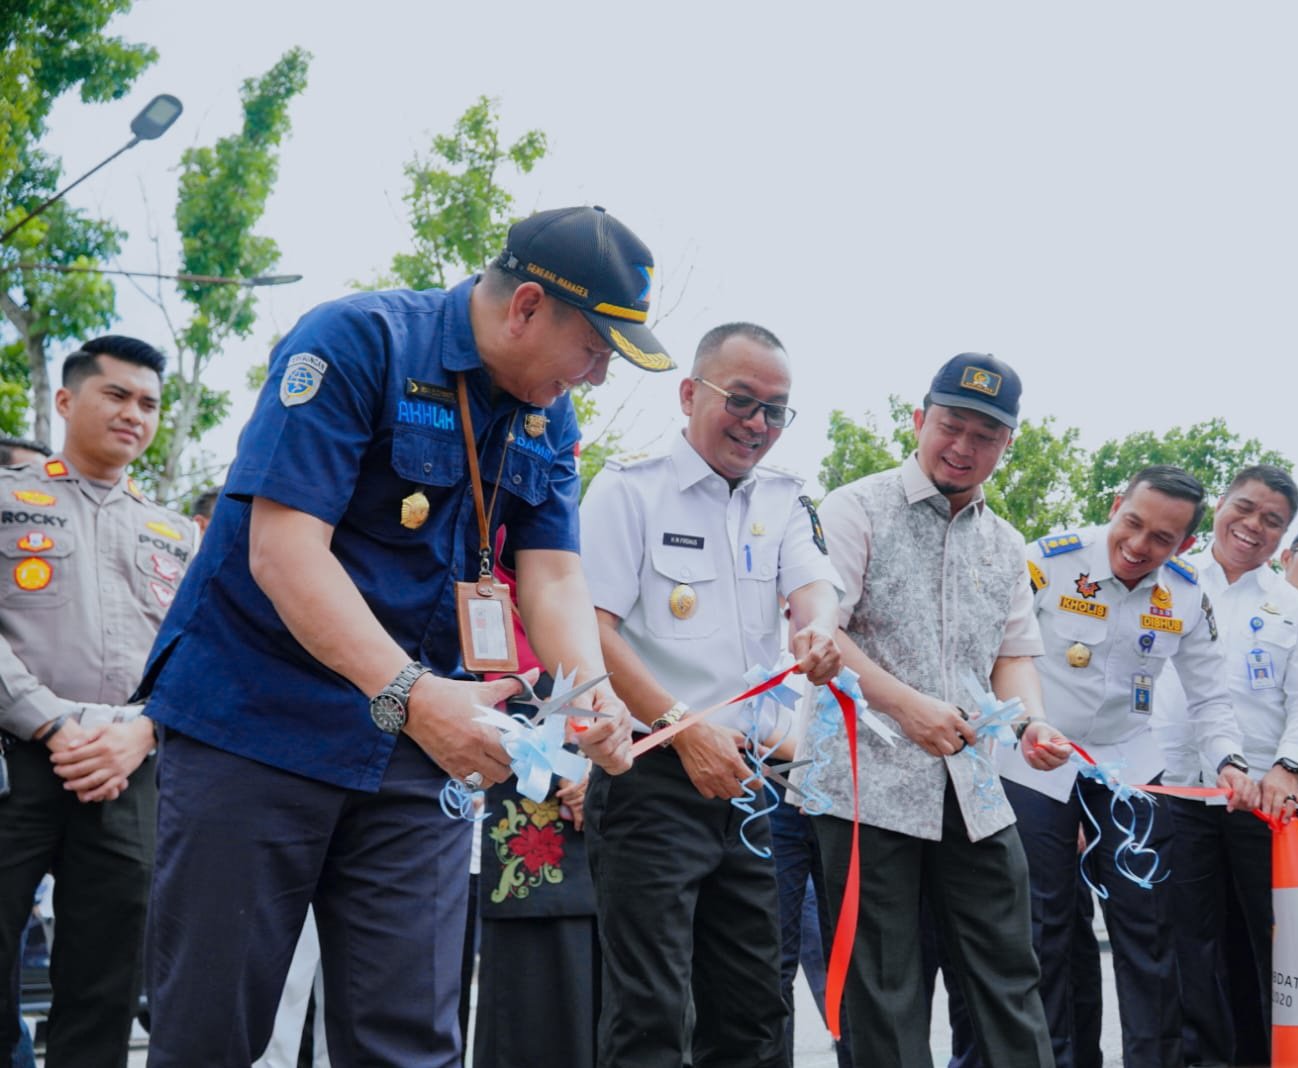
[
  {"xmin": 737, "ymin": 539, "xmax": 779, "ymax": 635},
  {"xmin": 645, "ymin": 543, "xmax": 720, "ymax": 640},
  {"xmin": 497, "ymin": 446, "xmax": 551, "ymax": 507},
  {"xmin": 391, "ymin": 426, "xmax": 465, "ymax": 487},
  {"xmin": 0, "ymin": 530, "xmax": 75, "ymax": 609},
  {"xmin": 1253, "ymin": 622, "xmax": 1297, "ymax": 680},
  {"xmin": 1052, "ymin": 606, "xmax": 1110, "ymax": 649}
]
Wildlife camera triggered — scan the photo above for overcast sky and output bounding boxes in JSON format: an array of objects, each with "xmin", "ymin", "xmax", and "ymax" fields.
[{"xmin": 31, "ymin": 0, "xmax": 1298, "ymax": 501}]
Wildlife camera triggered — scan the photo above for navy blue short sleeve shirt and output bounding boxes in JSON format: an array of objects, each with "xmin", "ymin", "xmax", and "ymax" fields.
[{"xmin": 139, "ymin": 278, "xmax": 581, "ymax": 790}]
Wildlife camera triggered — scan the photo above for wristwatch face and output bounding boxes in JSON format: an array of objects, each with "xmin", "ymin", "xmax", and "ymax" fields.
[{"xmin": 370, "ymin": 692, "xmax": 406, "ymax": 734}]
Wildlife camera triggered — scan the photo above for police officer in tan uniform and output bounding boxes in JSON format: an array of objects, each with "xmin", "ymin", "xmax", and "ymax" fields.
[{"xmin": 0, "ymin": 336, "xmax": 196, "ymax": 1068}]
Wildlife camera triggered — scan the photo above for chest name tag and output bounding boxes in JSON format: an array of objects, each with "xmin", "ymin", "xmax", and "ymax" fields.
[
  {"xmin": 663, "ymin": 532, "xmax": 705, "ymax": 550},
  {"xmin": 1248, "ymin": 648, "xmax": 1278, "ymax": 691},
  {"xmin": 405, "ymin": 378, "xmax": 457, "ymax": 405},
  {"xmin": 1140, "ymin": 614, "xmax": 1183, "ymax": 634},
  {"xmin": 1058, "ymin": 596, "xmax": 1108, "ymax": 620}
]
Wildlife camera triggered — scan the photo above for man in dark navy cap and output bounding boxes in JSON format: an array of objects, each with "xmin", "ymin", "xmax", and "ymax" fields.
[
  {"xmin": 139, "ymin": 206, "xmax": 669, "ymax": 1067},
  {"xmin": 804, "ymin": 353, "xmax": 1071, "ymax": 1068}
]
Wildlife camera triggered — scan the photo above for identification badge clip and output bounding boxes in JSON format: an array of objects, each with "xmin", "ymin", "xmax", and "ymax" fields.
[
  {"xmin": 1131, "ymin": 672, "xmax": 1153, "ymax": 714},
  {"xmin": 1247, "ymin": 647, "xmax": 1277, "ymax": 691}
]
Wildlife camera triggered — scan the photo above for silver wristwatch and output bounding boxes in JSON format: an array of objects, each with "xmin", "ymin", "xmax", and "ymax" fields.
[{"xmin": 369, "ymin": 662, "xmax": 431, "ymax": 734}]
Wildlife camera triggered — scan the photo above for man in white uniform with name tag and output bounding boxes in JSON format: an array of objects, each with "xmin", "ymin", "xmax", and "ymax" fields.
[
  {"xmin": 997, "ymin": 465, "xmax": 1258, "ymax": 1068},
  {"xmin": 581, "ymin": 321, "xmax": 843, "ymax": 1068},
  {"xmin": 1153, "ymin": 464, "xmax": 1298, "ymax": 1067}
]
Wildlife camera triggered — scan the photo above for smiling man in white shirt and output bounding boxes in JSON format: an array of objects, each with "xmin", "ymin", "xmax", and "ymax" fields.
[{"xmin": 1154, "ymin": 463, "xmax": 1298, "ymax": 1068}]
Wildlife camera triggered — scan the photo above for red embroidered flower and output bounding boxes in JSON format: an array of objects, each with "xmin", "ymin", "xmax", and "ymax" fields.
[{"xmin": 508, "ymin": 823, "xmax": 564, "ymax": 873}]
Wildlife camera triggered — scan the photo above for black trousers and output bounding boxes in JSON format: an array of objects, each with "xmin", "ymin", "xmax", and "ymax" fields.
[
  {"xmin": 1168, "ymin": 796, "xmax": 1271, "ymax": 1067},
  {"xmin": 813, "ymin": 782, "xmax": 1054, "ymax": 1068},
  {"xmin": 585, "ymin": 749, "xmax": 787, "ymax": 1068},
  {"xmin": 0, "ymin": 738, "xmax": 156, "ymax": 1068}
]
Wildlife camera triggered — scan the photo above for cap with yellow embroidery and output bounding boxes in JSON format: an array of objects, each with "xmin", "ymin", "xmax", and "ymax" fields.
[
  {"xmin": 928, "ymin": 352, "xmax": 1022, "ymax": 429},
  {"xmin": 495, "ymin": 206, "xmax": 674, "ymax": 372}
]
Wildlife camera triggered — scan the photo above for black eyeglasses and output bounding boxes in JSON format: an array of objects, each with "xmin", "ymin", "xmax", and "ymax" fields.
[{"xmin": 693, "ymin": 378, "xmax": 797, "ymax": 428}]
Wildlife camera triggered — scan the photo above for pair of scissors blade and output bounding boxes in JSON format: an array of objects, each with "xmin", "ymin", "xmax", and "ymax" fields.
[
  {"xmin": 531, "ymin": 672, "xmax": 613, "ymax": 722},
  {"xmin": 760, "ymin": 761, "xmax": 810, "ymax": 799},
  {"xmin": 764, "ymin": 758, "xmax": 812, "ymax": 776}
]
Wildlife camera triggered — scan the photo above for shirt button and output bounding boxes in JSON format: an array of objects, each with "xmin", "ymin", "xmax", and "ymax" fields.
[
  {"xmin": 423, "ymin": 462, "xmax": 432, "ymax": 474},
  {"xmin": 511, "ymin": 474, "xmax": 522, "ymax": 485},
  {"xmin": 682, "ymin": 567, "xmax": 692, "ymax": 579}
]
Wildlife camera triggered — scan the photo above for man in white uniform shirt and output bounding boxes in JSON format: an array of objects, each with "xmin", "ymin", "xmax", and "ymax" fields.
[
  {"xmin": 1153, "ymin": 464, "xmax": 1298, "ymax": 1067},
  {"xmin": 1000, "ymin": 465, "xmax": 1259, "ymax": 1068},
  {"xmin": 580, "ymin": 322, "xmax": 842, "ymax": 1068}
]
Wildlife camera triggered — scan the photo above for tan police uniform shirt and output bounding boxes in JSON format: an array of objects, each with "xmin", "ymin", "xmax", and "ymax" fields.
[
  {"xmin": 997, "ymin": 527, "xmax": 1241, "ymax": 801},
  {"xmin": 0, "ymin": 457, "xmax": 197, "ymax": 739},
  {"xmin": 580, "ymin": 431, "xmax": 842, "ymax": 736}
]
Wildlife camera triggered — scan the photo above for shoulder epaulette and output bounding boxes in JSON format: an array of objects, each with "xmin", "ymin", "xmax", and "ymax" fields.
[
  {"xmin": 603, "ymin": 451, "xmax": 657, "ymax": 472},
  {"xmin": 1037, "ymin": 532, "xmax": 1084, "ymax": 558},
  {"xmin": 126, "ymin": 476, "xmax": 145, "ymax": 501},
  {"xmin": 1165, "ymin": 555, "xmax": 1198, "ymax": 584},
  {"xmin": 755, "ymin": 461, "xmax": 805, "ymax": 483},
  {"xmin": 44, "ymin": 459, "xmax": 69, "ymax": 478}
]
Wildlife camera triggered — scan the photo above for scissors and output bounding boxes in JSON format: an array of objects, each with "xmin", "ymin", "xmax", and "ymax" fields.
[
  {"xmin": 500, "ymin": 671, "xmax": 614, "ymax": 723},
  {"xmin": 759, "ymin": 758, "xmax": 813, "ymax": 799}
]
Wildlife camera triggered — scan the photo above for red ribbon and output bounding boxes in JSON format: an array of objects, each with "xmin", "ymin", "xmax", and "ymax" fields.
[
  {"xmin": 822, "ymin": 679, "xmax": 859, "ymax": 1041},
  {"xmin": 1052, "ymin": 739, "xmax": 1282, "ymax": 831}
]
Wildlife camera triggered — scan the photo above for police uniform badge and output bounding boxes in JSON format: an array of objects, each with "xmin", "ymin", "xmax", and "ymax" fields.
[
  {"xmin": 1202, "ymin": 593, "xmax": 1218, "ymax": 640},
  {"xmin": 280, "ymin": 353, "xmax": 328, "ymax": 408},
  {"xmin": 1066, "ymin": 642, "xmax": 1091, "ymax": 668},
  {"xmin": 14, "ymin": 558, "xmax": 51, "ymax": 591},
  {"xmin": 401, "ymin": 491, "xmax": 430, "ymax": 530},
  {"xmin": 1074, "ymin": 573, "xmax": 1100, "ymax": 599},
  {"xmin": 669, "ymin": 583, "xmax": 697, "ymax": 619},
  {"xmin": 1028, "ymin": 560, "xmax": 1047, "ymax": 593},
  {"xmin": 798, "ymin": 495, "xmax": 828, "ymax": 555},
  {"xmin": 523, "ymin": 413, "xmax": 548, "ymax": 438}
]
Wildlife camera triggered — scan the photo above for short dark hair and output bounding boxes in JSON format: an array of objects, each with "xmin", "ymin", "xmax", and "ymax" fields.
[
  {"xmin": 1124, "ymin": 465, "xmax": 1208, "ymax": 535},
  {"xmin": 62, "ymin": 335, "xmax": 166, "ymax": 390},
  {"xmin": 190, "ymin": 485, "xmax": 222, "ymax": 521},
  {"xmin": 1224, "ymin": 464, "xmax": 1298, "ymax": 524},
  {"xmin": 692, "ymin": 323, "xmax": 785, "ymax": 375},
  {"xmin": 0, "ymin": 436, "xmax": 52, "ymax": 464}
]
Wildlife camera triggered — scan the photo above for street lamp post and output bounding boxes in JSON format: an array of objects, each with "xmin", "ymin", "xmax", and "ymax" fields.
[
  {"xmin": 1, "ymin": 94, "xmax": 183, "ymax": 245},
  {"xmin": 15, "ymin": 263, "xmax": 302, "ymax": 288}
]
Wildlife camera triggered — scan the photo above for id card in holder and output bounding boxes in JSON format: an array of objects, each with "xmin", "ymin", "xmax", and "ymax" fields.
[
  {"xmin": 1132, "ymin": 672, "xmax": 1153, "ymax": 714},
  {"xmin": 1247, "ymin": 648, "xmax": 1277, "ymax": 691},
  {"xmin": 456, "ymin": 580, "xmax": 519, "ymax": 673}
]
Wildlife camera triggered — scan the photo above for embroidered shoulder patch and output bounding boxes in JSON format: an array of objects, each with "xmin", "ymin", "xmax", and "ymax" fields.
[
  {"xmin": 1028, "ymin": 560, "xmax": 1047, "ymax": 592},
  {"xmin": 1038, "ymin": 533, "xmax": 1083, "ymax": 558},
  {"xmin": 798, "ymin": 495, "xmax": 828, "ymax": 555},
  {"xmin": 280, "ymin": 353, "xmax": 328, "ymax": 408}
]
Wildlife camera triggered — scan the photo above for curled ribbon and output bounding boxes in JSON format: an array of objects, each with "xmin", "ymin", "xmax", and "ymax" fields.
[
  {"xmin": 957, "ymin": 671, "xmax": 1025, "ymax": 812},
  {"xmin": 473, "ymin": 707, "xmax": 590, "ymax": 803},
  {"xmin": 439, "ymin": 778, "xmax": 487, "ymax": 823},
  {"xmin": 730, "ymin": 662, "xmax": 802, "ymax": 858}
]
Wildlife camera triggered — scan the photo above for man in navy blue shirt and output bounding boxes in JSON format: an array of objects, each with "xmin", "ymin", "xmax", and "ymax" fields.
[{"xmin": 139, "ymin": 207, "xmax": 670, "ymax": 1067}]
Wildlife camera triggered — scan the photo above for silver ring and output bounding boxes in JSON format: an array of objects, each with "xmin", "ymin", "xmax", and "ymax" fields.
[
  {"xmin": 463, "ymin": 772, "xmax": 484, "ymax": 790},
  {"xmin": 1285, "ymin": 793, "xmax": 1297, "ymax": 805}
]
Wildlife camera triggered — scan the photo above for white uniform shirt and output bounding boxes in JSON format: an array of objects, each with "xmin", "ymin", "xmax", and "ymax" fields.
[
  {"xmin": 579, "ymin": 432, "xmax": 842, "ymax": 734},
  {"xmin": 998, "ymin": 526, "xmax": 1241, "ymax": 801},
  {"xmin": 1153, "ymin": 550, "xmax": 1298, "ymax": 784}
]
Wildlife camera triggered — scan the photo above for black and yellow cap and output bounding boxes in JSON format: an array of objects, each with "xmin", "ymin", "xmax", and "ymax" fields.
[{"xmin": 496, "ymin": 206, "xmax": 674, "ymax": 372}]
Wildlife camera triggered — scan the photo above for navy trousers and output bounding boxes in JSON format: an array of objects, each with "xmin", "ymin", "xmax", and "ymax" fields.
[
  {"xmin": 1004, "ymin": 776, "xmax": 1179, "ymax": 1068},
  {"xmin": 146, "ymin": 731, "xmax": 470, "ymax": 1068}
]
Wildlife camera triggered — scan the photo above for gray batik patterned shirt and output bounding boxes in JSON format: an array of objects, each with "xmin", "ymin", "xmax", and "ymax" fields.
[{"xmin": 797, "ymin": 453, "xmax": 1043, "ymax": 842}]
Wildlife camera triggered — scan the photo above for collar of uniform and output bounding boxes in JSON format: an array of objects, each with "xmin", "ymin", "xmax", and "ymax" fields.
[
  {"xmin": 52, "ymin": 455, "xmax": 132, "ymax": 503},
  {"xmin": 1197, "ymin": 548, "xmax": 1284, "ymax": 601},
  {"xmin": 437, "ymin": 276, "xmax": 486, "ymax": 374},
  {"xmin": 899, "ymin": 452, "xmax": 986, "ymax": 513},
  {"xmin": 669, "ymin": 430, "xmax": 756, "ymax": 494}
]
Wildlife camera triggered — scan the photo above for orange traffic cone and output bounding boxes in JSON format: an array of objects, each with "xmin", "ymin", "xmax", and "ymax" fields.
[{"xmin": 1274, "ymin": 819, "xmax": 1298, "ymax": 1065}]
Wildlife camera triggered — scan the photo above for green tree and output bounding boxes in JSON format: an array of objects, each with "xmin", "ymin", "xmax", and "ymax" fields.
[
  {"xmin": 378, "ymin": 95, "xmax": 547, "ymax": 291},
  {"xmin": 133, "ymin": 48, "xmax": 311, "ymax": 503},
  {"xmin": 1079, "ymin": 418, "xmax": 1291, "ymax": 532},
  {"xmin": 0, "ymin": 0, "xmax": 155, "ymax": 444}
]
